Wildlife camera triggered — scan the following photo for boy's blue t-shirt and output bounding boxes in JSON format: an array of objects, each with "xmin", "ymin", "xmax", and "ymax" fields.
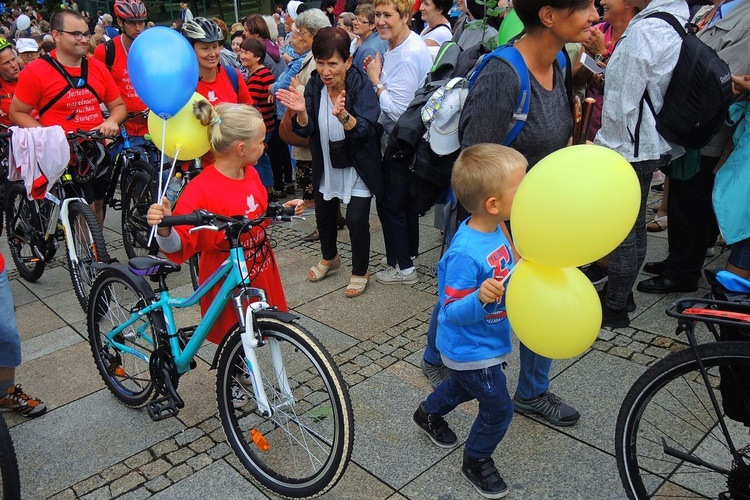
[{"xmin": 437, "ymin": 219, "xmax": 514, "ymax": 365}]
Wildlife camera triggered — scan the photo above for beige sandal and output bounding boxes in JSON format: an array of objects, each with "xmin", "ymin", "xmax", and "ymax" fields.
[
  {"xmin": 345, "ymin": 272, "xmax": 370, "ymax": 298},
  {"xmin": 647, "ymin": 215, "xmax": 668, "ymax": 232},
  {"xmin": 308, "ymin": 254, "xmax": 341, "ymax": 282}
]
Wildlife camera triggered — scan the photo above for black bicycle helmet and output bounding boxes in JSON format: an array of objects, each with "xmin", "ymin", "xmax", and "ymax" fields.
[
  {"xmin": 113, "ymin": 0, "xmax": 147, "ymax": 21},
  {"xmin": 182, "ymin": 17, "xmax": 224, "ymax": 44},
  {"xmin": 68, "ymin": 139, "xmax": 112, "ymax": 184}
]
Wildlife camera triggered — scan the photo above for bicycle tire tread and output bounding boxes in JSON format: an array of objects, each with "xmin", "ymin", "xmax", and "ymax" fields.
[
  {"xmin": 616, "ymin": 341, "xmax": 750, "ymax": 499},
  {"xmin": 215, "ymin": 318, "xmax": 354, "ymax": 498}
]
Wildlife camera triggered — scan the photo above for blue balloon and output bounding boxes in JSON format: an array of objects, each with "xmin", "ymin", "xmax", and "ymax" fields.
[{"xmin": 128, "ymin": 27, "xmax": 198, "ymax": 119}]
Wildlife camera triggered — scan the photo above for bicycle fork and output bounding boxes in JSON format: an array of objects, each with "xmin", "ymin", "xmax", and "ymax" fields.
[{"xmin": 233, "ymin": 296, "xmax": 295, "ymax": 417}]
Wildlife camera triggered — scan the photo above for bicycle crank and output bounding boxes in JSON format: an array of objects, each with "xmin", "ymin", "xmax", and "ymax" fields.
[{"xmin": 147, "ymin": 349, "xmax": 184, "ymax": 421}]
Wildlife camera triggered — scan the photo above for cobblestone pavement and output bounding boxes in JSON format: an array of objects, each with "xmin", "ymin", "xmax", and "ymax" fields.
[{"xmin": 2, "ymin": 184, "xmax": 731, "ymax": 499}]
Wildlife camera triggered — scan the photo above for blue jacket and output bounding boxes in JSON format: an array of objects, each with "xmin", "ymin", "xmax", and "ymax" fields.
[
  {"xmin": 437, "ymin": 220, "xmax": 514, "ymax": 363},
  {"xmin": 714, "ymin": 101, "xmax": 750, "ymax": 245}
]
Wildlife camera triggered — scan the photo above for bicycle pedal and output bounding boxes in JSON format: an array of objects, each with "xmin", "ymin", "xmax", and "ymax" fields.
[{"xmin": 146, "ymin": 395, "xmax": 182, "ymax": 421}]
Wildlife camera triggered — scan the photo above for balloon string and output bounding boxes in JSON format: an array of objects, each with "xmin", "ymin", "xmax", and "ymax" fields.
[
  {"xmin": 498, "ymin": 258, "xmax": 521, "ymax": 286},
  {"xmin": 157, "ymin": 117, "xmax": 168, "ymax": 201},
  {"xmin": 147, "ymin": 128, "xmax": 182, "ymax": 247}
]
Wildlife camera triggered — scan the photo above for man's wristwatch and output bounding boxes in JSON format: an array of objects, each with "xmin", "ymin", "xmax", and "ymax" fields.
[
  {"xmin": 340, "ymin": 112, "xmax": 351, "ymax": 124},
  {"xmin": 373, "ymin": 83, "xmax": 384, "ymax": 93}
]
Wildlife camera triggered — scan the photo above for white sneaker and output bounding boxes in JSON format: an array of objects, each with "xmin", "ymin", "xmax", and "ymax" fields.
[
  {"xmin": 231, "ymin": 383, "xmax": 250, "ymax": 408},
  {"xmin": 375, "ymin": 267, "xmax": 419, "ymax": 285},
  {"xmin": 380, "ymin": 256, "xmax": 419, "ymax": 268}
]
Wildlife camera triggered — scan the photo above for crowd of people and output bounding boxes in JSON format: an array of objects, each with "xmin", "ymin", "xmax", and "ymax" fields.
[{"xmin": 0, "ymin": 0, "xmax": 749, "ymax": 496}]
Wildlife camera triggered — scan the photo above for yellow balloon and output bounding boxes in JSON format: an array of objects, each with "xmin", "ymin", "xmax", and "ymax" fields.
[
  {"xmin": 148, "ymin": 93, "xmax": 211, "ymax": 160},
  {"xmin": 506, "ymin": 260, "xmax": 601, "ymax": 359},
  {"xmin": 511, "ymin": 144, "xmax": 640, "ymax": 268}
]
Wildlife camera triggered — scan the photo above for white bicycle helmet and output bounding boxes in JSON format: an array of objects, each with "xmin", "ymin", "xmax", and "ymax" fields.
[{"xmin": 182, "ymin": 17, "xmax": 224, "ymax": 44}]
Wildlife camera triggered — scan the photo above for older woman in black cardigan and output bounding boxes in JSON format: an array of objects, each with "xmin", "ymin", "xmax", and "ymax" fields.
[{"xmin": 277, "ymin": 27, "xmax": 383, "ymax": 298}]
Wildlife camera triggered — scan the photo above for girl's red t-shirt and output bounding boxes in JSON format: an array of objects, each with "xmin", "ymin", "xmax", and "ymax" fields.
[{"xmin": 164, "ymin": 164, "xmax": 287, "ymax": 343}]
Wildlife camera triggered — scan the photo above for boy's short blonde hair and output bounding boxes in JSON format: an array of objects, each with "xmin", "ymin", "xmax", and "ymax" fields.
[
  {"xmin": 373, "ymin": 0, "xmax": 414, "ymax": 18},
  {"xmin": 451, "ymin": 144, "xmax": 527, "ymax": 213}
]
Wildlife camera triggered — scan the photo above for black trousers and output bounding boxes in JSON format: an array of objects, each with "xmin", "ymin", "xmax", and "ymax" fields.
[
  {"xmin": 267, "ymin": 124, "xmax": 293, "ymax": 191},
  {"xmin": 376, "ymin": 162, "xmax": 419, "ymax": 269},
  {"xmin": 664, "ymin": 155, "xmax": 719, "ymax": 285},
  {"xmin": 315, "ymin": 191, "xmax": 371, "ymax": 277}
]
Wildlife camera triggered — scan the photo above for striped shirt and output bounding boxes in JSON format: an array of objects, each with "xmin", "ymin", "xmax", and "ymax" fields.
[{"xmin": 246, "ymin": 66, "xmax": 276, "ymax": 134}]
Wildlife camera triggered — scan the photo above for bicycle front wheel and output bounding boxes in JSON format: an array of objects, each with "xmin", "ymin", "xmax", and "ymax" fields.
[
  {"xmin": 88, "ymin": 268, "xmax": 164, "ymax": 407},
  {"xmin": 216, "ymin": 318, "xmax": 354, "ymax": 498},
  {"xmin": 616, "ymin": 341, "xmax": 750, "ymax": 499},
  {"xmin": 67, "ymin": 201, "xmax": 110, "ymax": 312}
]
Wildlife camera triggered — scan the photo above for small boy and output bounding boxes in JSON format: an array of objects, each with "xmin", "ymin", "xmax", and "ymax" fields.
[{"xmin": 413, "ymin": 144, "xmax": 526, "ymax": 499}]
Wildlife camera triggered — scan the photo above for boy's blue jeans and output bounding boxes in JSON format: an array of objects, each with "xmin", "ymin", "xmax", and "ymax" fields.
[
  {"xmin": 424, "ymin": 301, "xmax": 552, "ymax": 400},
  {"xmin": 422, "ymin": 363, "xmax": 514, "ymax": 459}
]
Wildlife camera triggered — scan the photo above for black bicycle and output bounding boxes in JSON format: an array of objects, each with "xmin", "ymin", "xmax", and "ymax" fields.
[
  {"xmin": 616, "ymin": 275, "xmax": 750, "ymax": 499},
  {"xmin": 0, "ymin": 414, "xmax": 21, "ymax": 499},
  {"xmin": 4, "ymin": 130, "xmax": 111, "ymax": 311}
]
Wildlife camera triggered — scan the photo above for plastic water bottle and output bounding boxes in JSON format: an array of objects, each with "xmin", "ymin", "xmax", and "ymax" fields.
[{"xmin": 165, "ymin": 173, "xmax": 182, "ymax": 204}]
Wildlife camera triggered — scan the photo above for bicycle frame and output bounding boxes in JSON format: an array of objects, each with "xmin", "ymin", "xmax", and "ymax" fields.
[
  {"xmin": 103, "ymin": 244, "xmax": 289, "ymax": 417},
  {"xmin": 668, "ymin": 298, "xmax": 750, "ymax": 470},
  {"xmin": 37, "ymin": 179, "xmax": 92, "ymax": 266}
]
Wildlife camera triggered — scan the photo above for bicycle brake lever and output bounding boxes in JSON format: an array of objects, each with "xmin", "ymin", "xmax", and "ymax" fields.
[{"xmin": 188, "ymin": 225, "xmax": 219, "ymax": 234}]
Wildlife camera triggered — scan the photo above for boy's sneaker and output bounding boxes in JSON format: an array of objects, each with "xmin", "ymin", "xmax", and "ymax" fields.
[
  {"xmin": 513, "ymin": 391, "xmax": 580, "ymax": 427},
  {"xmin": 412, "ymin": 403, "xmax": 458, "ymax": 448},
  {"xmin": 421, "ymin": 358, "xmax": 451, "ymax": 388},
  {"xmin": 375, "ymin": 266, "xmax": 419, "ymax": 285},
  {"xmin": 461, "ymin": 454, "xmax": 508, "ymax": 499},
  {"xmin": 231, "ymin": 383, "xmax": 250, "ymax": 409},
  {"xmin": 583, "ymin": 262, "xmax": 609, "ymax": 286},
  {"xmin": 0, "ymin": 384, "xmax": 47, "ymax": 418}
]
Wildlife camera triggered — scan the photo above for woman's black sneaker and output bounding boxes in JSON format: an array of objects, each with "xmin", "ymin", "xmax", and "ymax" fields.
[
  {"xmin": 412, "ymin": 403, "xmax": 458, "ymax": 448},
  {"xmin": 461, "ymin": 454, "xmax": 508, "ymax": 499}
]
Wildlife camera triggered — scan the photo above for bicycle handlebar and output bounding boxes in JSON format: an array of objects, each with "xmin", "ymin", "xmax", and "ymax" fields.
[{"xmin": 158, "ymin": 203, "xmax": 297, "ymax": 230}]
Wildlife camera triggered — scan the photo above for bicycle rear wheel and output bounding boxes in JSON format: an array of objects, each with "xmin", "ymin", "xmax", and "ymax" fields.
[
  {"xmin": 121, "ymin": 169, "xmax": 159, "ymax": 259},
  {"xmin": 616, "ymin": 341, "xmax": 750, "ymax": 499},
  {"xmin": 67, "ymin": 201, "xmax": 110, "ymax": 312},
  {"xmin": 4, "ymin": 182, "xmax": 45, "ymax": 282},
  {"xmin": 0, "ymin": 414, "xmax": 21, "ymax": 500},
  {"xmin": 88, "ymin": 267, "xmax": 164, "ymax": 407},
  {"xmin": 216, "ymin": 318, "xmax": 354, "ymax": 498}
]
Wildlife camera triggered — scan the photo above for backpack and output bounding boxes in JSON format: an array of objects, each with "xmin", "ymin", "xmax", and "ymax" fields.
[
  {"xmin": 393, "ymin": 40, "xmax": 570, "ymax": 196},
  {"xmin": 104, "ymin": 38, "xmax": 115, "ymax": 70},
  {"xmin": 637, "ymin": 12, "xmax": 733, "ymax": 154},
  {"xmin": 223, "ymin": 64, "xmax": 240, "ymax": 95},
  {"xmin": 39, "ymin": 54, "xmax": 103, "ymax": 118}
]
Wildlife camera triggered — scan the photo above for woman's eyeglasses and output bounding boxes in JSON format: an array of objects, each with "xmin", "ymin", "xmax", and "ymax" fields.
[{"xmin": 353, "ymin": 18, "xmax": 371, "ymax": 24}]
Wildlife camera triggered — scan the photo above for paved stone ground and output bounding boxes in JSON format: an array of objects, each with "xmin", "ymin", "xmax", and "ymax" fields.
[{"xmin": 2, "ymin": 183, "xmax": 731, "ymax": 499}]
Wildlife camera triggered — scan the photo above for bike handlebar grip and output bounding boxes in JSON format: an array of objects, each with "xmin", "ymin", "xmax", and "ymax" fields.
[
  {"xmin": 280, "ymin": 205, "xmax": 296, "ymax": 217},
  {"xmin": 159, "ymin": 210, "xmax": 207, "ymax": 227}
]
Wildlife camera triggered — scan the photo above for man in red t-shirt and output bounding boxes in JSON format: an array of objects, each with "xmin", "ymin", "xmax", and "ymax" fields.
[
  {"xmin": 10, "ymin": 9, "xmax": 126, "ymax": 225},
  {"xmin": 93, "ymin": 0, "xmax": 149, "ymax": 141},
  {"xmin": 0, "ymin": 38, "xmax": 20, "ymax": 128}
]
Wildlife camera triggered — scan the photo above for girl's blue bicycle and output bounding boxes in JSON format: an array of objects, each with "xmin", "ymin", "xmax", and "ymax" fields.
[{"xmin": 86, "ymin": 203, "xmax": 354, "ymax": 498}]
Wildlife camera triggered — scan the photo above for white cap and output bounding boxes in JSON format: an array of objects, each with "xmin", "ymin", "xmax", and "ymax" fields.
[
  {"xmin": 422, "ymin": 77, "xmax": 468, "ymax": 156},
  {"xmin": 16, "ymin": 38, "xmax": 39, "ymax": 54}
]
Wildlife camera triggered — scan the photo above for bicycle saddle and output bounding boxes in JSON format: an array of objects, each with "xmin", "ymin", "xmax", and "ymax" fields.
[{"xmin": 128, "ymin": 256, "xmax": 181, "ymax": 277}]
